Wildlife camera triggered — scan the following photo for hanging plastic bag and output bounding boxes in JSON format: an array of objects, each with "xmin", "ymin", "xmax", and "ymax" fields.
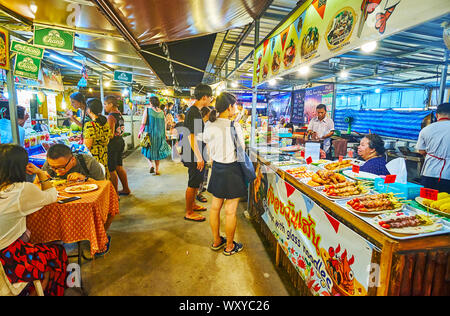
[{"xmin": 386, "ymin": 158, "xmax": 407, "ymax": 184}]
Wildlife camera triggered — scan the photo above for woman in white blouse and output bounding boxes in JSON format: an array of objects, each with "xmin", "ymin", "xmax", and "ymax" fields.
[
  {"xmin": 203, "ymin": 92, "xmax": 247, "ymax": 256},
  {"xmin": 0, "ymin": 144, "xmax": 68, "ymax": 296}
]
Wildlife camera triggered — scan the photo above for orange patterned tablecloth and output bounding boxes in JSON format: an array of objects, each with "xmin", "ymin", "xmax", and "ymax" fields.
[{"xmin": 27, "ymin": 180, "xmax": 119, "ymax": 256}]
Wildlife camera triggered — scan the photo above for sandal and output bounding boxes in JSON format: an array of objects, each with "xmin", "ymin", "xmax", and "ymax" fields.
[
  {"xmin": 150, "ymin": 167, "xmax": 155, "ymax": 174},
  {"xmin": 193, "ymin": 205, "xmax": 207, "ymax": 212},
  {"xmin": 184, "ymin": 214, "xmax": 206, "ymax": 222},
  {"xmin": 196, "ymin": 194, "xmax": 208, "ymax": 203},
  {"xmin": 211, "ymin": 236, "xmax": 227, "ymax": 251},
  {"xmin": 95, "ymin": 235, "xmax": 111, "ymax": 258},
  {"xmin": 223, "ymin": 241, "xmax": 243, "ymax": 256}
]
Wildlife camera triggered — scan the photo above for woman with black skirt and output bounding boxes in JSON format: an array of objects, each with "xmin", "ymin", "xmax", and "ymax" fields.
[{"xmin": 203, "ymin": 92, "xmax": 247, "ymax": 256}]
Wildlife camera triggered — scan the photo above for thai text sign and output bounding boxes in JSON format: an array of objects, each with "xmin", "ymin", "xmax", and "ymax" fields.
[
  {"xmin": 11, "ymin": 40, "xmax": 44, "ymax": 59},
  {"xmin": 34, "ymin": 26, "xmax": 74, "ymax": 52},
  {"xmin": 260, "ymin": 166, "xmax": 374, "ymax": 296}
]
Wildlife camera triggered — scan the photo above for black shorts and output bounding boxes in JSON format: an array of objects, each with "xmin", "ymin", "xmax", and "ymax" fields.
[
  {"xmin": 184, "ymin": 162, "xmax": 206, "ymax": 189},
  {"xmin": 108, "ymin": 137, "xmax": 125, "ymax": 172}
]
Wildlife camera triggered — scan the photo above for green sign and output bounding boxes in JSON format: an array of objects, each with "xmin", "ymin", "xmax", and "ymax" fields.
[
  {"xmin": 33, "ymin": 26, "xmax": 74, "ymax": 52},
  {"xmin": 13, "ymin": 53, "xmax": 41, "ymax": 80},
  {"xmin": 114, "ymin": 70, "xmax": 133, "ymax": 83},
  {"xmin": 11, "ymin": 40, "xmax": 44, "ymax": 59}
]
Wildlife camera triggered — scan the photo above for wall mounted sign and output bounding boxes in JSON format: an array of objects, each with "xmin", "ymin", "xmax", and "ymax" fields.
[
  {"xmin": 33, "ymin": 26, "xmax": 74, "ymax": 52},
  {"xmin": 0, "ymin": 27, "xmax": 9, "ymax": 71},
  {"xmin": 13, "ymin": 53, "xmax": 42, "ymax": 80},
  {"xmin": 11, "ymin": 40, "xmax": 45, "ymax": 59}
]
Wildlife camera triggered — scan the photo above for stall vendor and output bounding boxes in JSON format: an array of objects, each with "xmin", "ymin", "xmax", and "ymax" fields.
[
  {"xmin": 357, "ymin": 134, "xmax": 390, "ymax": 176},
  {"xmin": 416, "ymin": 103, "xmax": 450, "ymax": 193},
  {"xmin": 0, "ymin": 102, "xmax": 26, "ymax": 146},
  {"xmin": 307, "ymin": 104, "xmax": 335, "ymax": 155}
]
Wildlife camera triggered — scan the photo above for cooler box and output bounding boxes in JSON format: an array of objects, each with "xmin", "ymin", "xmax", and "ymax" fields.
[
  {"xmin": 374, "ymin": 178, "xmax": 423, "ymax": 200},
  {"xmin": 27, "ymin": 144, "xmax": 46, "ymax": 168}
]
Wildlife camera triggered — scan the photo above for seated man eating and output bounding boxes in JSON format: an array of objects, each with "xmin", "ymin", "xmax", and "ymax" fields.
[{"xmin": 41, "ymin": 144, "xmax": 106, "ymax": 181}]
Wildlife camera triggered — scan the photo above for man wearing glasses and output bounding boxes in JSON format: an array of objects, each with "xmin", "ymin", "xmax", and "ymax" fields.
[{"xmin": 40, "ymin": 144, "xmax": 106, "ymax": 181}]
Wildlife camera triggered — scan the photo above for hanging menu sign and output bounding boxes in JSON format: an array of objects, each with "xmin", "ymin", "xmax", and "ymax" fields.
[
  {"xmin": 252, "ymin": 0, "xmax": 450, "ymax": 87},
  {"xmin": 33, "ymin": 26, "xmax": 74, "ymax": 52},
  {"xmin": 13, "ymin": 53, "xmax": 42, "ymax": 80},
  {"xmin": 291, "ymin": 89, "xmax": 306, "ymax": 125},
  {"xmin": 11, "ymin": 40, "xmax": 45, "ymax": 59},
  {"xmin": 114, "ymin": 70, "xmax": 133, "ymax": 83},
  {"xmin": 0, "ymin": 27, "xmax": 9, "ymax": 71}
]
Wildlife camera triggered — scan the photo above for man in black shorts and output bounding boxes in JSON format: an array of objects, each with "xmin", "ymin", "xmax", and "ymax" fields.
[
  {"xmin": 182, "ymin": 84, "xmax": 213, "ymax": 222},
  {"xmin": 104, "ymin": 95, "xmax": 131, "ymax": 195}
]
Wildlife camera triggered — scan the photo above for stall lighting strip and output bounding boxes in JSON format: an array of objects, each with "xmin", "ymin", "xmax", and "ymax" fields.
[{"xmin": 48, "ymin": 53, "xmax": 83, "ymax": 70}]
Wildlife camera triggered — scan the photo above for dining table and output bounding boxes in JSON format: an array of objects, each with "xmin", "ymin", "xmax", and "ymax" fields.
[{"xmin": 27, "ymin": 180, "xmax": 119, "ymax": 258}]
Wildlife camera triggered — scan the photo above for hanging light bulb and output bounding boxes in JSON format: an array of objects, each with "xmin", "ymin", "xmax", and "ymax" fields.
[
  {"xmin": 339, "ymin": 68, "xmax": 349, "ymax": 79},
  {"xmin": 298, "ymin": 66, "xmax": 310, "ymax": 76},
  {"xmin": 361, "ymin": 41, "xmax": 378, "ymax": 53}
]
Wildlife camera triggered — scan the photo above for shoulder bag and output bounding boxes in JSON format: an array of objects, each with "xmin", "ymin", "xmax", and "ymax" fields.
[
  {"xmin": 230, "ymin": 121, "xmax": 256, "ymax": 185},
  {"xmin": 140, "ymin": 109, "xmax": 152, "ymax": 148}
]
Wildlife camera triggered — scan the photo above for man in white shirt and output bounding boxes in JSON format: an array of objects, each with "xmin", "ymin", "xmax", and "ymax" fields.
[
  {"xmin": 416, "ymin": 103, "xmax": 450, "ymax": 193},
  {"xmin": 307, "ymin": 104, "xmax": 335, "ymax": 155}
]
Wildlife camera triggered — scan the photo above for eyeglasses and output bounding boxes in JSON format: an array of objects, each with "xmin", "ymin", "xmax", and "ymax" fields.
[{"xmin": 49, "ymin": 156, "xmax": 73, "ymax": 171}]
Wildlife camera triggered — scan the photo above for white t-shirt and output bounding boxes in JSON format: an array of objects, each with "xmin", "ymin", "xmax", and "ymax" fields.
[
  {"xmin": 416, "ymin": 120, "xmax": 450, "ymax": 180},
  {"xmin": 0, "ymin": 183, "xmax": 57, "ymax": 250},
  {"xmin": 203, "ymin": 118, "xmax": 245, "ymax": 164},
  {"xmin": 307, "ymin": 116, "xmax": 335, "ymax": 152}
]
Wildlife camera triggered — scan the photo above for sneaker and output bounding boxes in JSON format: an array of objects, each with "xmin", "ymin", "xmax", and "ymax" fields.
[
  {"xmin": 210, "ymin": 236, "xmax": 227, "ymax": 251},
  {"xmin": 223, "ymin": 241, "xmax": 243, "ymax": 256}
]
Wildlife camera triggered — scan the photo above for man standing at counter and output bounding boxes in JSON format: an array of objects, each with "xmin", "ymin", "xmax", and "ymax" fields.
[
  {"xmin": 307, "ymin": 104, "xmax": 335, "ymax": 157},
  {"xmin": 416, "ymin": 103, "xmax": 450, "ymax": 193}
]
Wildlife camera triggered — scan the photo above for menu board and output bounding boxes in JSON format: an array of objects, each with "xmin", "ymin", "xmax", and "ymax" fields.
[{"xmin": 291, "ymin": 90, "xmax": 306, "ymax": 125}]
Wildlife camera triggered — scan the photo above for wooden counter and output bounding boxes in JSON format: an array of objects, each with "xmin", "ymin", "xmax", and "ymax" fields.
[{"xmin": 248, "ymin": 154, "xmax": 449, "ymax": 296}]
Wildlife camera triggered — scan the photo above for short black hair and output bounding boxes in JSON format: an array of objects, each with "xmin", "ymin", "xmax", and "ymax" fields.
[
  {"xmin": 364, "ymin": 134, "xmax": 385, "ymax": 156},
  {"xmin": 86, "ymin": 98, "xmax": 103, "ymax": 115},
  {"xmin": 436, "ymin": 103, "xmax": 450, "ymax": 116},
  {"xmin": 194, "ymin": 84, "xmax": 212, "ymax": 100},
  {"xmin": 150, "ymin": 96, "xmax": 160, "ymax": 108},
  {"xmin": 201, "ymin": 106, "xmax": 212, "ymax": 118},
  {"xmin": 47, "ymin": 144, "xmax": 73, "ymax": 160},
  {"xmin": 209, "ymin": 92, "xmax": 237, "ymax": 123},
  {"xmin": 316, "ymin": 104, "xmax": 327, "ymax": 111},
  {"xmin": 70, "ymin": 92, "xmax": 86, "ymax": 104},
  {"xmin": 104, "ymin": 95, "xmax": 118, "ymax": 108},
  {"xmin": 0, "ymin": 144, "xmax": 28, "ymax": 189}
]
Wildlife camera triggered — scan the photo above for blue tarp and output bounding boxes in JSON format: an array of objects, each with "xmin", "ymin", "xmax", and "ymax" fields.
[{"xmin": 334, "ymin": 109, "xmax": 431, "ymax": 140}]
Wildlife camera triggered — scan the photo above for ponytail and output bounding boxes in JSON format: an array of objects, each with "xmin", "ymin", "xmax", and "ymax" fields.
[
  {"xmin": 96, "ymin": 114, "xmax": 107, "ymax": 126},
  {"xmin": 209, "ymin": 109, "xmax": 218, "ymax": 123}
]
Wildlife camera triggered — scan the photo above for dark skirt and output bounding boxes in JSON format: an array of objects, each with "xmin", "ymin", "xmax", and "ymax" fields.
[
  {"xmin": 0, "ymin": 239, "xmax": 68, "ymax": 296},
  {"xmin": 208, "ymin": 161, "xmax": 247, "ymax": 199}
]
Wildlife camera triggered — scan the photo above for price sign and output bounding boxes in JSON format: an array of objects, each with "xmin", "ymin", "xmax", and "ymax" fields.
[
  {"xmin": 339, "ymin": 155, "xmax": 343, "ymax": 162},
  {"xmin": 352, "ymin": 165, "xmax": 360, "ymax": 173},
  {"xmin": 306, "ymin": 156, "xmax": 312, "ymax": 165},
  {"xmin": 348, "ymin": 150, "xmax": 354, "ymax": 158},
  {"xmin": 300, "ymin": 151, "xmax": 305, "ymax": 158},
  {"xmin": 420, "ymin": 188, "xmax": 438, "ymax": 201},
  {"xmin": 384, "ymin": 175, "xmax": 397, "ymax": 184}
]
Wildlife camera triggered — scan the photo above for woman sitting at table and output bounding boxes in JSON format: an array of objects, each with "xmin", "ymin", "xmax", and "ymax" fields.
[
  {"xmin": 357, "ymin": 134, "xmax": 390, "ymax": 176},
  {"xmin": 0, "ymin": 144, "xmax": 68, "ymax": 296},
  {"xmin": 83, "ymin": 98, "xmax": 111, "ymax": 179}
]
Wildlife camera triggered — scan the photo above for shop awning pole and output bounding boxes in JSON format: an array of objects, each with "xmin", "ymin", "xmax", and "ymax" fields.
[
  {"xmin": 250, "ymin": 18, "xmax": 260, "ymax": 148},
  {"xmin": 129, "ymin": 85, "xmax": 134, "ymax": 148},
  {"xmin": 438, "ymin": 49, "xmax": 449, "ymax": 105},
  {"xmin": 99, "ymin": 73, "xmax": 105, "ymax": 105},
  {"xmin": 6, "ymin": 70, "xmax": 20, "ymax": 145}
]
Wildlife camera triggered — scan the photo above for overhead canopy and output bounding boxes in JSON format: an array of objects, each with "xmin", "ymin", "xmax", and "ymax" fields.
[{"xmin": 100, "ymin": 0, "xmax": 272, "ymax": 45}]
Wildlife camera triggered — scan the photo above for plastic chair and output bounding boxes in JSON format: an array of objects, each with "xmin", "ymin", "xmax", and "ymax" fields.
[{"xmin": 0, "ymin": 263, "xmax": 44, "ymax": 296}]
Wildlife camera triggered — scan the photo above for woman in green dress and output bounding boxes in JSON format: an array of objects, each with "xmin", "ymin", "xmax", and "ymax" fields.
[{"xmin": 139, "ymin": 97, "xmax": 171, "ymax": 175}]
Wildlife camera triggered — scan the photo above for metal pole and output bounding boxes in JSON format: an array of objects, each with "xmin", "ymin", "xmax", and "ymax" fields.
[
  {"xmin": 99, "ymin": 73, "xmax": 105, "ymax": 105},
  {"xmin": 128, "ymin": 85, "xmax": 134, "ymax": 148},
  {"xmin": 438, "ymin": 49, "xmax": 449, "ymax": 105},
  {"xmin": 250, "ymin": 18, "xmax": 260, "ymax": 149},
  {"xmin": 331, "ymin": 80, "xmax": 337, "ymax": 121},
  {"xmin": 6, "ymin": 70, "xmax": 20, "ymax": 145}
]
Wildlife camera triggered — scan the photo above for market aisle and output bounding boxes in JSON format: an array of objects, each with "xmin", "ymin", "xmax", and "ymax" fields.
[{"xmin": 72, "ymin": 149, "xmax": 295, "ymax": 296}]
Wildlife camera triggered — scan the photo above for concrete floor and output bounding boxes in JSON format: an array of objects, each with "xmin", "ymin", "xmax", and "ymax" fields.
[{"xmin": 67, "ymin": 149, "xmax": 294, "ymax": 296}]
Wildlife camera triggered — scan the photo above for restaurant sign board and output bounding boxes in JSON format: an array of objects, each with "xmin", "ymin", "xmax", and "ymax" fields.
[
  {"xmin": 255, "ymin": 164, "xmax": 376, "ymax": 296},
  {"xmin": 11, "ymin": 40, "xmax": 45, "ymax": 59},
  {"xmin": 253, "ymin": 0, "xmax": 450, "ymax": 86},
  {"xmin": 33, "ymin": 26, "xmax": 75, "ymax": 52},
  {"xmin": 13, "ymin": 53, "xmax": 42, "ymax": 80},
  {"xmin": 0, "ymin": 27, "xmax": 9, "ymax": 71},
  {"xmin": 114, "ymin": 70, "xmax": 133, "ymax": 83}
]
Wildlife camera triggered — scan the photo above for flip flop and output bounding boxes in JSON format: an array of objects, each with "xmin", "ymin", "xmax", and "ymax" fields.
[
  {"xmin": 193, "ymin": 206, "xmax": 207, "ymax": 212},
  {"xmin": 118, "ymin": 191, "xmax": 131, "ymax": 196},
  {"xmin": 184, "ymin": 215, "xmax": 206, "ymax": 222},
  {"xmin": 211, "ymin": 236, "xmax": 227, "ymax": 251},
  {"xmin": 196, "ymin": 194, "xmax": 208, "ymax": 203}
]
